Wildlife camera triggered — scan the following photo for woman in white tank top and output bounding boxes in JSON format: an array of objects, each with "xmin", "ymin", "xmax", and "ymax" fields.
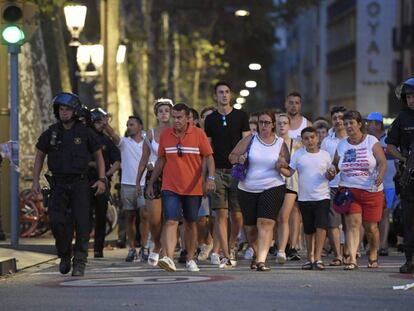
[
  {"xmin": 136, "ymin": 98, "xmax": 173, "ymax": 266},
  {"xmin": 229, "ymin": 111, "xmax": 288, "ymax": 271}
]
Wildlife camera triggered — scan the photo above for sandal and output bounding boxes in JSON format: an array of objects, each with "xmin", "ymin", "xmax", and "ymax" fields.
[
  {"xmin": 329, "ymin": 258, "xmax": 343, "ymax": 266},
  {"xmin": 301, "ymin": 261, "xmax": 313, "ymax": 270},
  {"xmin": 250, "ymin": 260, "xmax": 258, "ymax": 270},
  {"xmin": 343, "ymin": 263, "xmax": 358, "ymax": 270},
  {"xmin": 313, "ymin": 260, "xmax": 326, "ymax": 271},
  {"xmin": 367, "ymin": 259, "xmax": 379, "ymax": 269},
  {"xmin": 379, "ymin": 248, "xmax": 388, "ymax": 256},
  {"xmin": 343, "ymin": 254, "xmax": 351, "ymax": 265},
  {"xmin": 256, "ymin": 262, "xmax": 271, "ymax": 271}
]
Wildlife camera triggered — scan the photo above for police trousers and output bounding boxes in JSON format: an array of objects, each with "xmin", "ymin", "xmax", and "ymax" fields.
[
  {"xmin": 401, "ymin": 185, "xmax": 414, "ymax": 261},
  {"xmin": 48, "ymin": 178, "xmax": 90, "ymax": 261},
  {"xmin": 90, "ymin": 190, "xmax": 108, "ymax": 252}
]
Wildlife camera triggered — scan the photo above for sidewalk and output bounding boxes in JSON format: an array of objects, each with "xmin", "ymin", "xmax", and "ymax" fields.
[
  {"xmin": 0, "ymin": 233, "xmax": 57, "ymax": 275},
  {"xmin": 0, "ymin": 230, "xmax": 120, "ymax": 275}
]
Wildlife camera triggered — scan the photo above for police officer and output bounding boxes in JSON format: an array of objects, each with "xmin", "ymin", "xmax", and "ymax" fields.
[
  {"xmin": 88, "ymin": 108, "xmax": 121, "ymax": 258},
  {"xmin": 29, "ymin": 92, "xmax": 106, "ymax": 276},
  {"xmin": 386, "ymin": 77, "xmax": 414, "ymax": 274}
]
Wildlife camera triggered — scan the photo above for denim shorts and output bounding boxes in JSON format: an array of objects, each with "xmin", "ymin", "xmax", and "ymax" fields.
[{"xmin": 161, "ymin": 190, "xmax": 201, "ymax": 222}]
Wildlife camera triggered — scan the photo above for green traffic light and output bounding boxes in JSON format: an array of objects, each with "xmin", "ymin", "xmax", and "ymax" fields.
[{"xmin": 1, "ymin": 25, "xmax": 25, "ymax": 44}]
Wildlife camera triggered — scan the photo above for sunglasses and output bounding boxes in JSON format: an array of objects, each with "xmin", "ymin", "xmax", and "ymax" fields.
[
  {"xmin": 222, "ymin": 115, "xmax": 227, "ymax": 127},
  {"xmin": 176, "ymin": 143, "xmax": 183, "ymax": 157},
  {"xmin": 258, "ymin": 120, "xmax": 273, "ymax": 126}
]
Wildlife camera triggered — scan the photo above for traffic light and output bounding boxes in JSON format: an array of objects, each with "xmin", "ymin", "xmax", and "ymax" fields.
[{"xmin": 0, "ymin": 0, "xmax": 24, "ymax": 45}]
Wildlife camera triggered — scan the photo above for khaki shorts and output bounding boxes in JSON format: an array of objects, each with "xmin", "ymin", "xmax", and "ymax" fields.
[
  {"xmin": 121, "ymin": 184, "xmax": 145, "ymax": 210},
  {"xmin": 209, "ymin": 169, "xmax": 241, "ymax": 212}
]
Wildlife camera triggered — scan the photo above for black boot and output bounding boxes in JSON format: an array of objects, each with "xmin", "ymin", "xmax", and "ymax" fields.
[
  {"xmin": 94, "ymin": 250, "xmax": 104, "ymax": 258},
  {"xmin": 399, "ymin": 261, "xmax": 414, "ymax": 274},
  {"xmin": 72, "ymin": 259, "xmax": 86, "ymax": 277},
  {"xmin": 59, "ymin": 256, "xmax": 71, "ymax": 274}
]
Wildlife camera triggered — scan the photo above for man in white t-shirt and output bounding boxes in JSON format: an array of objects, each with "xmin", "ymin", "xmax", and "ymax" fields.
[
  {"xmin": 279, "ymin": 127, "xmax": 333, "ymax": 270},
  {"xmin": 105, "ymin": 116, "xmax": 147, "ymax": 262},
  {"xmin": 285, "ymin": 92, "xmax": 312, "ymax": 139}
]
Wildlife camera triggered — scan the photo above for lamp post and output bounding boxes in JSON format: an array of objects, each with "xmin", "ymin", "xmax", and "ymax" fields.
[{"xmin": 63, "ymin": 4, "xmax": 87, "ymax": 94}]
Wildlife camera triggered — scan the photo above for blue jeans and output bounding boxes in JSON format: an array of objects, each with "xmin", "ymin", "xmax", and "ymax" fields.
[{"xmin": 161, "ymin": 190, "xmax": 201, "ymax": 222}]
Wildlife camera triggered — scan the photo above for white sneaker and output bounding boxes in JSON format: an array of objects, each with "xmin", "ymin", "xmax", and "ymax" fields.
[
  {"xmin": 210, "ymin": 252, "xmax": 221, "ymax": 265},
  {"xmin": 148, "ymin": 251, "xmax": 159, "ymax": 267},
  {"xmin": 276, "ymin": 251, "xmax": 287, "ymax": 264},
  {"xmin": 244, "ymin": 247, "xmax": 254, "ymax": 260},
  {"xmin": 219, "ymin": 257, "xmax": 233, "ymax": 269},
  {"xmin": 158, "ymin": 256, "xmax": 176, "ymax": 272},
  {"xmin": 186, "ymin": 260, "xmax": 200, "ymax": 272},
  {"xmin": 198, "ymin": 243, "xmax": 213, "ymax": 261}
]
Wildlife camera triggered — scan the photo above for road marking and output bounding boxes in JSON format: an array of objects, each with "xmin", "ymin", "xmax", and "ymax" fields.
[{"xmin": 60, "ymin": 276, "xmax": 213, "ymax": 287}]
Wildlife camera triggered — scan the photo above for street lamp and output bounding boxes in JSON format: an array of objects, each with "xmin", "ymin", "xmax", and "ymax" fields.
[
  {"xmin": 245, "ymin": 80, "xmax": 257, "ymax": 88},
  {"xmin": 116, "ymin": 44, "xmax": 127, "ymax": 64},
  {"xmin": 64, "ymin": 4, "xmax": 87, "ymax": 94},
  {"xmin": 235, "ymin": 9, "xmax": 250, "ymax": 17},
  {"xmin": 240, "ymin": 89, "xmax": 250, "ymax": 97},
  {"xmin": 234, "ymin": 103, "xmax": 243, "ymax": 109},
  {"xmin": 249, "ymin": 63, "xmax": 261, "ymax": 70},
  {"xmin": 236, "ymin": 97, "xmax": 246, "ymax": 104}
]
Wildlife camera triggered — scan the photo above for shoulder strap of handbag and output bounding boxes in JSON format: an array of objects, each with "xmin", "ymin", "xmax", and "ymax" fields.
[{"xmin": 245, "ymin": 135, "xmax": 255, "ymax": 158}]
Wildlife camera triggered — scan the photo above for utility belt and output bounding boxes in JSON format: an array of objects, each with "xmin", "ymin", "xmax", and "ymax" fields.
[{"xmin": 49, "ymin": 173, "xmax": 88, "ymax": 184}]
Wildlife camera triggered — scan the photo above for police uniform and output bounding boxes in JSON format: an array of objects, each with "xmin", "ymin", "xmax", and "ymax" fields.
[
  {"xmin": 36, "ymin": 121, "xmax": 102, "ymax": 268},
  {"xmin": 386, "ymin": 107, "xmax": 414, "ymax": 271},
  {"xmin": 88, "ymin": 130, "xmax": 120, "ymax": 257}
]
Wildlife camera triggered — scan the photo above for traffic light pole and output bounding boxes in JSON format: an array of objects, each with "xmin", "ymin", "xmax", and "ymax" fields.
[{"xmin": 8, "ymin": 44, "xmax": 19, "ymax": 247}]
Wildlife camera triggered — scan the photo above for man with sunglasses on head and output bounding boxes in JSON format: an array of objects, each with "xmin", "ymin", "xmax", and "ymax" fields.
[
  {"xmin": 105, "ymin": 114, "xmax": 148, "ymax": 263},
  {"xmin": 320, "ymin": 106, "xmax": 348, "ymax": 266},
  {"xmin": 204, "ymin": 81, "xmax": 250, "ymax": 268},
  {"xmin": 146, "ymin": 103, "xmax": 216, "ymax": 272}
]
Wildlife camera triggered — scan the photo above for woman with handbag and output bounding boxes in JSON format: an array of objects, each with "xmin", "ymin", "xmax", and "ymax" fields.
[
  {"xmin": 136, "ymin": 98, "xmax": 173, "ymax": 266},
  {"xmin": 332, "ymin": 110, "xmax": 387, "ymax": 270},
  {"xmin": 229, "ymin": 111, "xmax": 289, "ymax": 271}
]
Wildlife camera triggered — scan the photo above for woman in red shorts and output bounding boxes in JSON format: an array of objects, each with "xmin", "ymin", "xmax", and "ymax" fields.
[{"xmin": 332, "ymin": 110, "xmax": 387, "ymax": 270}]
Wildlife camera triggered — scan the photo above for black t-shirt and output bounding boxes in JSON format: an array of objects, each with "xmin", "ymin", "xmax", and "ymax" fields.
[
  {"xmin": 36, "ymin": 121, "xmax": 102, "ymax": 174},
  {"xmin": 88, "ymin": 131, "xmax": 121, "ymax": 181},
  {"xmin": 385, "ymin": 108, "xmax": 414, "ymax": 156},
  {"xmin": 204, "ymin": 108, "xmax": 250, "ymax": 169}
]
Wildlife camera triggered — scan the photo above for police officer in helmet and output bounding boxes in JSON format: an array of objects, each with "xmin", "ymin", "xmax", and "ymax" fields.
[
  {"xmin": 88, "ymin": 108, "xmax": 121, "ymax": 258},
  {"xmin": 386, "ymin": 77, "xmax": 414, "ymax": 274},
  {"xmin": 29, "ymin": 92, "xmax": 106, "ymax": 276}
]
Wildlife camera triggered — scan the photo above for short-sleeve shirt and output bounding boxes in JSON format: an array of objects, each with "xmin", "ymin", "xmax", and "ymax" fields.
[
  {"xmin": 320, "ymin": 131, "xmax": 347, "ymax": 188},
  {"xmin": 385, "ymin": 108, "xmax": 414, "ymax": 156},
  {"xmin": 158, "ymin": 126, "xmax": 213, "ymax": 195},
  {"xmin": 118, "ymin": 137, "xmax": 146, "ymax": 186},
  {"xmin": 89, "ymin": 131, "xmax": 121, "ymax": 181},
  {"xmin": 337, "ymin": 134, "xmax": 383, "ymax": 191},
  {"xmin": 36, "ymin": 121, "xmax": 101, "ymax": 174},
  {"xmin": 289, "ymin": 148, "xmax": 331, "ymax": 201},
  {"xmin": 204, "ymin": 109, "xmax": 250, "ymax": 169}
]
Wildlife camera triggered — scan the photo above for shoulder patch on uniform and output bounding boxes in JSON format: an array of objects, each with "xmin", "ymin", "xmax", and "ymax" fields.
[{"xmin": 74, "ymin": 137, "xmax": 82, "ymax": 144}]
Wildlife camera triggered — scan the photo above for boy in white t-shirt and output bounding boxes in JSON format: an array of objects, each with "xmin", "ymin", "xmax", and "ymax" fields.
[{"xmin": 278, "ymin": 127, "xmax": 334, "ymax": 270}]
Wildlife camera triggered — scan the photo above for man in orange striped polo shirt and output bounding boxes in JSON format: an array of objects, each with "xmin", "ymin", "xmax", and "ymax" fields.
[{"xmin": 146, "ymin": 103, "xmax": 216, "ymax": 272}]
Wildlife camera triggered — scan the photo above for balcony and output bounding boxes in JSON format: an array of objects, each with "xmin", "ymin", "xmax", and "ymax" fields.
[
  {"xmin": 327, "ymin": 43, "xmax": 356, "ymax": 69},
  {"xmin": 327, "ymin": 0, "xmax": 356, "ymax": 24}
]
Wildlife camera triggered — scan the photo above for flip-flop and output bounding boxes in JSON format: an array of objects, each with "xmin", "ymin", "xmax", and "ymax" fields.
[
  {"xmin": 301, "ymin": 261, "xmax": 313, "ymax": 270},
  {"xmin": 367, "ymin": 259, "xmax": 379, "ymax": 269},
  {"xmin": 344, "ymin": 263, "xmax": 358, "ymax": 270},
  {"xmin": 329, "ymin": 258, "xmax": 343, "ymax": 266}
]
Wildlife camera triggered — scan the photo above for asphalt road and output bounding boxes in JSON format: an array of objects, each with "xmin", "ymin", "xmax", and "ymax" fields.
[{"xmin": 1, "ymin": 248, "xmax": 414, "ymax": 311}]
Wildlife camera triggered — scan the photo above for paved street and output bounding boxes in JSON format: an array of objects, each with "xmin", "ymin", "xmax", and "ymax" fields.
[{"xmin": 1, "ymin": 245, "xmax": 414, "ymax": 311}]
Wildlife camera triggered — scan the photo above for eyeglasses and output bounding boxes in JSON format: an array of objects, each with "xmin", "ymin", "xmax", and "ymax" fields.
[
  {"xmin": 176, "ymin": 143, "xmax": 183, "ymax": 157},
  {"xmin": 222, "ymin": 115, "xmax": 227, "ymax": 127},
  {"xmin": 258, "ymin": 120, "xmax": 273, "ymax": 126}
]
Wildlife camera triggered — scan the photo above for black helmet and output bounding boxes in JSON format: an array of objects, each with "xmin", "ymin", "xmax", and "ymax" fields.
[
  {"xmin": 78, "ymin": 105, "xmax": 91, "ymax": 125},
  {"xmin": 396, "ymin": 78, "xmax": 414, "ymax": 104},
  {"xmin": 90, "ymin": 107, "xmax": 108, "ymax": 123},
  {"xmin": 52, "ymin": 92, "xmax": 82, "ymax": 120}
]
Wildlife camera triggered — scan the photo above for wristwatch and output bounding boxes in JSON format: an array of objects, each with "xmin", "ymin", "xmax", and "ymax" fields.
[
  {"xmin": 98, "ymin": 177, "xmax": 107, "ymax": 183},
  {"xmin": 207, "ymin": 176, "xmax": 215, "ymax": 181}
]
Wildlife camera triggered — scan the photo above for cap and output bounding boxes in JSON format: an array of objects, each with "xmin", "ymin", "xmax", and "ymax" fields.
[{"xmin": 366, "ymin": 112, "xmax": 383, "ymax": 123}]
